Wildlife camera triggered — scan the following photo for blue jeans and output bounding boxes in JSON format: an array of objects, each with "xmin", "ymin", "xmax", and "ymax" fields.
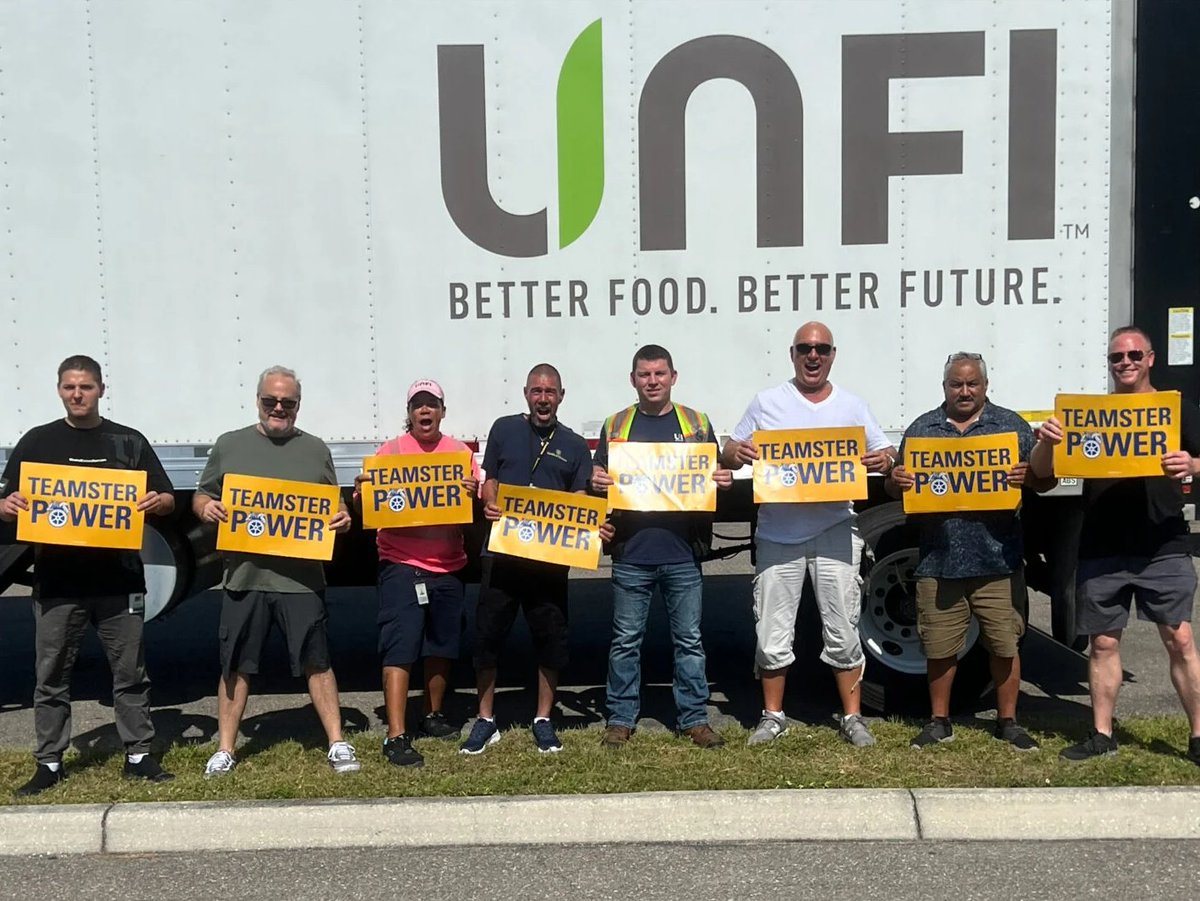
[{"xmin": 606, "ymin": 561, "xmax": 709, "ymax": 731}]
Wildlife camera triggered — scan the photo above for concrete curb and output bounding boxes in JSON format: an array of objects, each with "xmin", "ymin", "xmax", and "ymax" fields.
[{"xmin": 1, "ymin": 787, "xmax": 1199, "ymax": 855}]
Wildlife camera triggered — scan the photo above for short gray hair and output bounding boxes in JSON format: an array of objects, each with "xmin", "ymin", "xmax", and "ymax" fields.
[
  {"xmin": 943, "ymin": 352, "xmax": 988, "ymax": 382},
  {"xmin": 257, "ymin": 365, "xmax": 301, "ymax": 397}
]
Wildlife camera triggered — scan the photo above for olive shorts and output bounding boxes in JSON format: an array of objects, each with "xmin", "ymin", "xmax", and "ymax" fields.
[{"xmin": 916, "ymin": 572, "xmax": 1025, "ymax": 659}]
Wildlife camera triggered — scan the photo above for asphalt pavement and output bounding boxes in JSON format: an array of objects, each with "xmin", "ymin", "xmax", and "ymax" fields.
[{"xmin": 2, "ymin": 838, "xmax": 1199, "ymax": 900}]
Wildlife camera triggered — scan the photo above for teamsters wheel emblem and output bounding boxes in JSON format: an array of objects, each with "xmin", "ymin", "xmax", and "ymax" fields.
[
  {"xmin": 387, "ymin": 489, "xmax": 406, "ymax": 512},
  {"xmin": 779, "ymin": 464, "xmax": 799, "ymax": 487},
  {"xmin": 1082, "ymin": 433, "xmax": 1103, "ymax": 459},
  {"xmin": 517, "ymin": 520, "xmax": 537, "ymax": 543},
  {"xmin": 929, "ymin": 473, "xmax": 950, "ymax": 496},
  {"xmin": 246, "ymin": 513, "xmax": 267, "ymax": 537},
  {"xmin": 47, "ymin": 502, "xmax": 69, "ymax": 528},
  {"xmin": 632, "ymin": 475, "xmax": 652, "ymax": 495}
]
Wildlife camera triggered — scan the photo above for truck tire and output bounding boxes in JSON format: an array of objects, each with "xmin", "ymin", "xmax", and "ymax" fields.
[
  {"xmin": 1047, "ymin": 506, "xmax": 1088, "ymax": 651},
  {"xmin": 857, "ymin": 503, "xmax": 991, "ymax": 714},
  {"xmin": 140, "ymin": 522, "xmax": 193, "ymax": 622}
]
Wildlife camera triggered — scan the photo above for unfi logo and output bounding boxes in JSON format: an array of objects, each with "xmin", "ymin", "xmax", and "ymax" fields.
[{"xmin": 438, "ymin": 21, "xmax": 1058, "ymax": 257}]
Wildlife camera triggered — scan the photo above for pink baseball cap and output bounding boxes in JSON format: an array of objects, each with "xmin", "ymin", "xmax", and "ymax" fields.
[{"xmin": 406, "ymin": 379, "xmax": 445, "ymax": 403}]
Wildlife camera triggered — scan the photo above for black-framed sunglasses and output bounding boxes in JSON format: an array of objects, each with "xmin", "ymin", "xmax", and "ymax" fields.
[
  {"xmin": 793, "ymin": 342, "xmax": 834, "ymax": 357},
  {"xmin": 260, "ymin": 396, "xmax": 299, "ymax": 411},
  {"xmin": 1107, "ymin": 350, "xmax": 1147, "ymax": 364}
]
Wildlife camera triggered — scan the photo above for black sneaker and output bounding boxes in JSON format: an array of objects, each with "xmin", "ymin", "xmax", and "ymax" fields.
[
  {"xmin": 459, "ymin": 718, "xmax": 500, "ymax": 755},
  {"xmin": 1187, "ymin": 736, "xmax": 1200, "ymax": 766},
  {"xmin": 910, "ymin": 718, "xmax": 954, "ymax": 750},
  {"xmin": 1060, "ymin": 730, "xmax": 1118, "ymax": 761},
  {"xmin": 994, "ymin": 719, "xmax": 1040, "ymax": 752},
  {"xmin": 123, "ymin": 756, "xmax": 176, "ymax": 783},
  {"xmin": 419, "ymin": 712, "xmax": 460, "ymax": 741},
  {"xmin": 532, "ymin": 718, "xmax": 563, "ymax": 753},
  {"xmin": 383, "ymin": 734, "xmax": 425, "ymax": 768},
  {"xmin": 15, "ymin": 764, "xmax": 64, "ymax": 797}
]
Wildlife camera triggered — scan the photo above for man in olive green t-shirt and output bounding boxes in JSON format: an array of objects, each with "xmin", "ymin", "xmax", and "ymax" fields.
[{"xmin": 192, "ymin": 365, "xmax": 358, "ymax": 777}]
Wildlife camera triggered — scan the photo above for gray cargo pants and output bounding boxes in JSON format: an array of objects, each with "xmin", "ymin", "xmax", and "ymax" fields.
[{"xmin": 33, "ymin": 595, "xmax": 154, "ymax": 763}]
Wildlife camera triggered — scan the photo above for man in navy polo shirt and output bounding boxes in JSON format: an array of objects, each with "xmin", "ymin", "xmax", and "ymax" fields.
[{"xmin": 461, "ymin": 363, "xmax": 611, "ymax": 754}]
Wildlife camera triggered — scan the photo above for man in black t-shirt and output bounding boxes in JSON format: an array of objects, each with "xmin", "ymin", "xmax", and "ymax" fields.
[
  {"xmin": 1034, "ymin": 327, "xmax": 1200, "ymax": 765},
  {"xmin": 460, "ymin": 363, "xmax": 612, "ymax": 755},
  {"xmin": 591, "ymin": 345, "xmax": 732, "ymax": 750},
  {"xmin": 0, "ymin": 355, "xmax": 176, "ymax": 795}
]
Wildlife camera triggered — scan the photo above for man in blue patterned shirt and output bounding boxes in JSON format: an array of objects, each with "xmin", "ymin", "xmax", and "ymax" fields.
[{"xmin": 886, "ymin": 352, "xmax": 1055, "ymax": 751}]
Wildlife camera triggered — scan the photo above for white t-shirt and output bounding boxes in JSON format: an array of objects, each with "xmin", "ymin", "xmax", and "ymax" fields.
[{"xmin": 731, "ymin": 381, "xmax": 890, "ymax": 545}]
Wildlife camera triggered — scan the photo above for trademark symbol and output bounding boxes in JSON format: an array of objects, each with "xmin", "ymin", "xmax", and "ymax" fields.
[{"xmin": 1060, "ymin": 223, "xmax": 1089, "ymax": 239}]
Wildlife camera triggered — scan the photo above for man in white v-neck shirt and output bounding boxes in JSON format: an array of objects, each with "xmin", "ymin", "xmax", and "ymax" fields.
[{"xmin": 721, "ymin": 322, "xmax": 895, "ymax": 748}]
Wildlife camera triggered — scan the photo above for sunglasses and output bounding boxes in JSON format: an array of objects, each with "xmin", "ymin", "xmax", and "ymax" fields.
[
  {"xmin": 260, "ymin": 396, "xmax": 299, "ymax": 411},
  {"xmin": 793, "ymin": 342, "xmax": 834, "ymax": 357},
  {"xmin": 1108, "ymin": 350, "xmax": 1147, "ymax": 364},
  {"xmin": 947, "ymin": 352, "xmax": 984, "ymax": 363}
]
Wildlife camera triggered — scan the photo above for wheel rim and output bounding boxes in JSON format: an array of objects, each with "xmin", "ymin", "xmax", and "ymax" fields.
[
  {"xmin": 860, "ymin": 547, "xmax": 980, "ymax": 675},
  {"xmin": 139, "ymin": 524, "xmax": 178, "ymax": 622}
]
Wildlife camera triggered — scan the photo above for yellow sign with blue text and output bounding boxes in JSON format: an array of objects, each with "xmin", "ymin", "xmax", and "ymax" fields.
[
  {"xmin": 217, "ymin": 474, "xmax": 340, "ymax": 561},
  {"xmin": 751, "ymin": 428, "xmax": 868, "ymax": 503},
  {"xmin": 607, "ymin": 442, "xmax": 718, "ymax": 512},
  {"xmin": 1053, "ymin": 391, "xmax": 1180, "ymax": 478},
  {"xmin": 17, "ymin": 462, "xmax": 146, "ymax": 550},
  {"xmin": 360, "ymin": 452, "xmax": 473, "ymax": 529},
  {"xmin": 903, "ymin": 434, "xmax": 1021, "ymax": 513},
  {"xmin": 488, "ymin": 485, "xmax": 606, "ymax": 570}
]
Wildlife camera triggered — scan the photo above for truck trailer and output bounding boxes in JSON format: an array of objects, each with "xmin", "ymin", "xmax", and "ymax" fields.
[{"xmin": 2, "ymin": 0, "xmax": 1196, "ymax": 706}]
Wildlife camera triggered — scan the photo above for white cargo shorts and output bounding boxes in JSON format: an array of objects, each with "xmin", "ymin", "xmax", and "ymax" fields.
[{"xmin": 752, "ymin": 523, "xmax": 865, "ymax": 673}]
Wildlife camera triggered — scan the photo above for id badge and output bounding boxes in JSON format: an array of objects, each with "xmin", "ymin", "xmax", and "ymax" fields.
[
  {"xmin": 414, "ymin": 582, "xmax": 430, "ymax": 606},
  {"xmin": 128, "ymin": 593, "xmax": 146, "ymax": 616}
]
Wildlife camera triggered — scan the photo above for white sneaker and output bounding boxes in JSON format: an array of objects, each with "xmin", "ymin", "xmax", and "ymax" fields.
[
  {"xmin": 204, "ymin": 749, "xmax": 236, "ymax": 778},
  {"xmin": 328, "ymin": 741, "xmax": 362, "ymax": 774},
  {"xmin": 747, "ymin": 711, "xmax": 788, "ymax": 746}
]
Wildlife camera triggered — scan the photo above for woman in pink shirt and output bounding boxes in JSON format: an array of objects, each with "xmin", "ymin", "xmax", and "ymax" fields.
[{"xmin": 354, "ymin": 379, "xmax": 480, "ymax": 768}]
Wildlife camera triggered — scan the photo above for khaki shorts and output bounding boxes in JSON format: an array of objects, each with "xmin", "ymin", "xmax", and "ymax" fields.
[{"xmin": 916, "ymin": 573, "xmax": 1025, "ymax": 659}]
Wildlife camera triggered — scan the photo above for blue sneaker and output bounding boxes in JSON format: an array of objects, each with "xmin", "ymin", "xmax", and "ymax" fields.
[
  {"xmin": 532, "ymin": 718, "xmax": 563, "ymax": 753},
  {"xmin": 459, "ymin": 718, "xmax": 500, "ymax": 755}
]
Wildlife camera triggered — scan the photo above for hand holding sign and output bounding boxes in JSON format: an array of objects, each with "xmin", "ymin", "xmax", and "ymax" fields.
[
  {"xmin": 488, "ymin": 485, "xmax": 607, "ymax": 569},
  {"xmin": 1053, "ymin": 391, "xmax": 1181, "ymax": 478},
  {"xmin": 359, "ymin": 451, "xmax": 473, "ymax": 529},
  {"xmin": 218, "ymin": 474, "xmax": 340, "ymax": 561},
  {"xmin": 752, "ymin": 428, "xmax": 868, "ymax": 504},
  {"xmin": 902, "ymin": 433, "xmax": 1021, "ymax": 514},
  {"xmin": 17, "ymin": 462, "xmax": 147, "ymax": 550}
]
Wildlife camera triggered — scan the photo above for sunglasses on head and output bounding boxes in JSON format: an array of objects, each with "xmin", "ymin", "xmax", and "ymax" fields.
[
  {"xmin": 260, "ymin": 396, "xmax": 299, "ymax": 411},
  {"xmin": 947, "ymin": 352, "xmax": 984, "ymax": 363},
  {"xmin": 1107, "ymin": 350, "xmax": 1147, "ymax": 364},
  {"xmin": 793, "ymin": 342, "xmax": 833, "ymax": 357}
]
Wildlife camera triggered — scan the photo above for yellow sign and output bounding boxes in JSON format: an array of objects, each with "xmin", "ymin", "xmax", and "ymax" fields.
[
  {"xmin": 217, "ymin": 474, "xmax": 340, "ymax": 561},
  {"xmin": 488, "ymin": 485, "xmax": 606, "ymax": 570},
  {"xmin": 903, "ymin": 433, "xmax": 1021, "ymax": 513},
  {"xmin": 17, "ymin": 462, "xmax": 146, "ymax": 550},
  {"xmin": 607, "ymin": 442, "xmax": 718, "ymax": 512},
  {"xmin": 360, "ymin": 452, "xmax": 473, "ymax": 529},
  {"xmin": 751, "ymin": 428, "xmax": 868, "ymax": 503},
  {"xmin": 1054, "ymin": 391, "xmax": 1180, "ymax": 478}
]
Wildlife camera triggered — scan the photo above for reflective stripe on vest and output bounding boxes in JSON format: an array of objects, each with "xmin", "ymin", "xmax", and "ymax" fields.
[{"xmin": 604, "ymin": 404, "xmax": 710, "ymax": 443}]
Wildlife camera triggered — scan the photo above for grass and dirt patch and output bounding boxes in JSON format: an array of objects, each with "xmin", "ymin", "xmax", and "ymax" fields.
[{"xmin": 3, "ymin": 714, "xmax": 1199, "ymax": 806}]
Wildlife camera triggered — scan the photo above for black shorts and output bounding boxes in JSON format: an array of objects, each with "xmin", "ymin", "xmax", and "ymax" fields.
[
  {"xmin": 1076, "ymin": 554, "xmax": 1197, "ymax": 634},
  {"xmin": 377, "ymin": 562, "xmax": 466, "ymax": 667},
  {"xmin": 473, "ymin": 555, "xmax": 569, "ymax": 671},
  {"xmin": 219, "ymin": 589, "xmax": 332, "ymax": 677}
]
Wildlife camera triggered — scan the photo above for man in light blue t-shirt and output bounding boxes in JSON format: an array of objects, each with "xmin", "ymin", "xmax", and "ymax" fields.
[{"xmin": 721, "ymin": 321, "xmax": 895, "ymax": 748}]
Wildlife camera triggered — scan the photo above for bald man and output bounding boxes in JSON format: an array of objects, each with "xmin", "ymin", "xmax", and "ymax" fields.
[{"xmin": 722, "ymin": 322, "xmax": 895, "ymax": 747}]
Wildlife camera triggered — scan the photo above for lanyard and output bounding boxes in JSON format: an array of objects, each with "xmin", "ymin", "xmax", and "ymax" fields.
[{"xmin": 529, "ymin": 422, "xmax": 558, "ymax": 485}]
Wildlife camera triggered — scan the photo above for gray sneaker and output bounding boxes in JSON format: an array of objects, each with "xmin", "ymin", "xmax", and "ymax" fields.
[
  {"xmin": 839, "ymin": 714, "xmax": 877, "ymax": 747},
  {"xmin": 327, "ymin": 741, "xmax": 362, "ymax": 774},
  {"xmin": 747, "ymin": 711, "xmax": 788, "ymax": 746}
]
